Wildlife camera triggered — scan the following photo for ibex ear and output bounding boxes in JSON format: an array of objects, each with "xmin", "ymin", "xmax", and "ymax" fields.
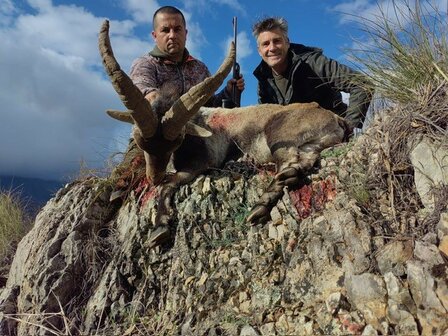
[
  {"xmin": 106, "ymin": 110, "xmax": 135, "ymax": 124},
  {"xmin": 185, "ymin": 122, "xmax": 212, "ymax": 137}
]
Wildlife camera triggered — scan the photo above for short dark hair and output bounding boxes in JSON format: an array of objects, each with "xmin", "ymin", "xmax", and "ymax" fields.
[
  {"xmin": 252, "ymin": 17, "xmax": 288, "ymax": 40},
  {"xmin": 153, "ymin": 6, "xmax": 186, "ymax": 30}
]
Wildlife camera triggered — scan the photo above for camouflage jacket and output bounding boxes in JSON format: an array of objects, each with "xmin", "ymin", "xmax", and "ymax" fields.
[
  {"xmin": 253, "ymin": 43, "xmax": 371, "ymax": 129},
  {"xmin": 130, "ymin": 47, "xmax": 230, "ymax": 107}
]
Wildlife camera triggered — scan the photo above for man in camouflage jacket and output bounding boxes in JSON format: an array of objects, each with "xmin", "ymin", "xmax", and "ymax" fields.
[{"xmin": 130, "ymin": 6, "xmax": 244, "ymax": 107}]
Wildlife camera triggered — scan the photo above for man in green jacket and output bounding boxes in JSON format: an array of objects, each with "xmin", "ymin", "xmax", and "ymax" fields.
[{"xmin": 252, "ymin": 17, "xmax": 371, "ymax": 130}]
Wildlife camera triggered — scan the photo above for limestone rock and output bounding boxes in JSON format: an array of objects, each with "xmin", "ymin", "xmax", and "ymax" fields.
[
  {"xmin": 345, "ymin": 273, "xmax": 387, "ymax": 332},
  {"xmin": 410, "ymin": 137, "xmax": 448, "ymax": 210},
  {"xmin": 376, "ymin": 240, "xmax": 413, "ymax": 276}
]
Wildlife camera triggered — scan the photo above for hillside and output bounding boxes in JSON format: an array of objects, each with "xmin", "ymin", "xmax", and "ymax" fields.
[
  {"xmin": 1, "ymin": 2, "xmax": 447, "ymax": 335},
  {"xmin": 0, "ymin": 108, "xmax": 447, "ymax": 335}
]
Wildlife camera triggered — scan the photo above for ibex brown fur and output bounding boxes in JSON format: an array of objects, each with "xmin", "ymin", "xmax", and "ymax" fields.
[{"xmin": 99, "ymin": 20, "xmax": 351, "ymax": 247}]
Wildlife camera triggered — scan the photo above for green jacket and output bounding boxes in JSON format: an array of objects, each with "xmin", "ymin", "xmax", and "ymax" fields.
[{"xmin": 253, "ymin": 43, "xmax": 371, "ymax": 129}]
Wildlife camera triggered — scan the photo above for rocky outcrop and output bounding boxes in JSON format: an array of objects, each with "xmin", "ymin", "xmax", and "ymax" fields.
[
  {"xmin": 1, "ymin": 128, "xmax": 447, "ymax": 335},
  {"xmin": 410, "ymin": 136, "xmax": 448, "ymax": 210}
]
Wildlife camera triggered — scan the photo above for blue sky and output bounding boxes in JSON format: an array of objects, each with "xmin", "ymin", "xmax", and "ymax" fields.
[{"xmin": 0, "ymin": 0, "xmax": 446, "ymax": 181}]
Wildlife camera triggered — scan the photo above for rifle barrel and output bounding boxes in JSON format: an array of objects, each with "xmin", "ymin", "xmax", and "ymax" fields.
[{"xmin": 232, "ymin": 17, "xmax": 241, "ymax": 107}]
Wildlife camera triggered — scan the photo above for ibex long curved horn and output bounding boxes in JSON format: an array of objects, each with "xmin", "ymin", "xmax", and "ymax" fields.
[
  {"xmin": 161, "ymin": 42, "xmax": 236, "ymax": 141},
  {"xmin": 99, "ymin": 20, "xmax": 158, "ymax": 138}
]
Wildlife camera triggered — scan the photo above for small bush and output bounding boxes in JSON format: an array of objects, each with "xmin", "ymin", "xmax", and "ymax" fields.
[
  {"xmin": 347, "ymin": 0, "xmax": 448, "ymax": 106},
  {"xmin": 0, "ymin": 190, "xmax": 31, "ymax": 259},
  {"xmin": 341, "ymin": 0, "xmax": 448, "ymax": 237}
]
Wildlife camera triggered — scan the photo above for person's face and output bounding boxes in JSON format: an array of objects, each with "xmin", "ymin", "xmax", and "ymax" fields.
[
  {"xmin": 257, "ymin": 28, "xmax": 290, "ymax": 74},
  {"xmin": 152, "ymin": 13, "xmax": 187, "ymax": 62}
]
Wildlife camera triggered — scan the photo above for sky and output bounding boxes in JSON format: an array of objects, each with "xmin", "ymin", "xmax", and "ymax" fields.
[{"xmin": 1, "ymin": 0, "xmax": 446, "ymax": 181}]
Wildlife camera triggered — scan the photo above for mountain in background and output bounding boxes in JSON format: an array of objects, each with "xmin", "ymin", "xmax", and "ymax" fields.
[{"xmin": 0, "ymin": 175, "xmax": 65, "ymax": 217}]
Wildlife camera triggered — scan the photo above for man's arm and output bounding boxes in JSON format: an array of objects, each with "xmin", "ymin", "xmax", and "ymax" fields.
[
  {"xmin": 130, "ymin": 55, "xmax": 159, "ymax": 100},
  {"xmin": 309, "ymin": 53, "xmax": 372, "ymax": 129}
]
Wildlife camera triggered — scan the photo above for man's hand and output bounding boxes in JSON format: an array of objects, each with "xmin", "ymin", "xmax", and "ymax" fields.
[
  {"xmin": 145, "ymin": 90, "xmax": 159, "ymax": 103},
  {"xmin": 225, "ymin": 75, "xmax": 245, "ymax": 95}
]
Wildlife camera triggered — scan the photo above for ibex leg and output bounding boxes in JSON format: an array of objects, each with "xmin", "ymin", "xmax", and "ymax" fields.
[
  {"xmin": 247, "ymin": 147, "xmax": 320, "ymax": 225},
  {"xmin": 147, "ymin": 171, "xmax": 199, "ymax": 248}
]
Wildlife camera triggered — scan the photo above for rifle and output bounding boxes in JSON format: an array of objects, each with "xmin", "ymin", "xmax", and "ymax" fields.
[{"xmin": 231, "ymin": 16, "xmax": 241, "ymax": 107}]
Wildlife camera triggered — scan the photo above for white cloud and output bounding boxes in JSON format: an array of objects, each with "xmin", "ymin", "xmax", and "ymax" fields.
[
  {"xmin": 333, "ymin": 0, "xmax": 448, "ymax": 26},
  {"xmin": 13, "ymin": 3, "xmax": 140, "ymax": 68},
  {"xmin": 185, "ymin": 20, "xmax": 207, "ymax": 59},
  {"xmin": 27, "ymin": 0, "xmax": 53, "ymax": 12},
  {"xmin": 0, "ymin": 0, "xmax": 17, "ymax": 26},
  {"xmin": 120, "ymin": 0, "xmax": 160, "ymax": 24},
  {"xmin": 0, "ymin": 1, "xmax": 148, "ymax": 180},
  {"xmin": 182, "ymin": 0, "xmax": 246, "ymax": 16},
  {"xmin": 222, "ymin": 30, "xmax": 254, "ymax": 75},
  {"xmin": 332, "ymin": 0, "xmax": 373, "ymax": 23},
  {"xmin": 0, "ymin": 0, "xmax": 15, "ymax": 14},
  {"xmin": 210, "ymin": 0, "xmax": 246, "ymax": 15}
]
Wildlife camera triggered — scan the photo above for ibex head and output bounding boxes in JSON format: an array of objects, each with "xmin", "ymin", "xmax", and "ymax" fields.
[{"xmin": 98, "ymin": 20, "xmax": 235, "ymax": 184}]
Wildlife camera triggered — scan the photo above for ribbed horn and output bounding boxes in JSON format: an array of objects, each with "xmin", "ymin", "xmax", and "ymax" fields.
[
  {"xmin": 99, "ymin": 20, "xmax": 158, "ymax": 138},
  {"xmin": 161, "ymin": 42, "xmax": 236, "ymax": 141}
]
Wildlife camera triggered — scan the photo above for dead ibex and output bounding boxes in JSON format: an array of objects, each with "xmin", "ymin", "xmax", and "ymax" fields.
[{"xmin": 99, "ymin": 20, "xmax": 351, "ymax": 247}]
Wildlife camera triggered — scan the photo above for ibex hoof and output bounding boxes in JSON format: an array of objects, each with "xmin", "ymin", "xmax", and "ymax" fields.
[
  {"xmin": 276, "ymin": 166, "xmax": 299, "ymax": 180},
  {"xmin": 247, "ymin": 204, "xmax": 271, "ymax": 225},
  {"xmin": 276, "ymin": 167, "xmax": 302, "ymax": 186},
  {"xmin": 147, "ymin": 226, "xmax": 171, "ymax": 249}
]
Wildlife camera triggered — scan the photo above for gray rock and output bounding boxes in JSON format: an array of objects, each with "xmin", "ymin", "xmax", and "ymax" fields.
[
  {"xmin": 407, "ymin": 260, "xmax": 448, "ymax": 335},
  {"xmin": 240, "ymin": 325, "xmax": 260, "ymax": 336},
  {"xmin": 384, "ymin": 272, "xmax": 418, "ymax": 334},
  {"xmin": 409, "ymin": 137, "xmax": 448, "ymax": 210},
  {"xmin": 437, "ymin": 212, "xmax": 448, "ymax": 239},
  {"xmin": 414, "ymin": 241, "xmax": 445, "ymax": 268},
  {"xmin": 361, "ymin": 324, "xmax": 378, "ymax": 335},
  {"xmin": 345, "ymin": 273, "xmax": 387, "ymax": 331},
  {"xmin": 376, "ymin": 240, "xmax": 413, "ymax": 276}
]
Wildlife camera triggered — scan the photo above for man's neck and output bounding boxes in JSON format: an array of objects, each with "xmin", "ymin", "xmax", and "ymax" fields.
[
  {"xmin": 167, "ymin": 53, "xmax": 183, "ymax": 63},
  {"xmin": 272, "ymin": 59, "xmax": 289, "ymax": 77},
  {"xmin": 151, "ymin": 46, "xmax": 185, "ymax": 63}
]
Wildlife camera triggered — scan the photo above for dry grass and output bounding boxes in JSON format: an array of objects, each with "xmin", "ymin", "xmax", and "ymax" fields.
[
  {"xmin": 107, "ymin": 139, "xmax": 147, "ymax": 197},
  {"xmin": 347, "ymin": 0, "xmax": 448, "ymax": 105},
  {"xmin": 0, "ymin": 189, "xmax": 31, "ymax": 261},
  {"xmin": 1, "ymin": 293, "xmax": 79, "ymax": 336},
  {"xmin": 340, "ymin": 0, "xmax": 448, "ymax": 238}
]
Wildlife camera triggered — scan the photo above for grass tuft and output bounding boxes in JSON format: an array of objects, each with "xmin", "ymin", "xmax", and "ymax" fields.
[
  {"xmin": 347, "ymin": 0, "xmax": 448, "ymax": 107},
  {"xmin": 0, "ymin": 189, "xmax": 31, "ymax": 260}
]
